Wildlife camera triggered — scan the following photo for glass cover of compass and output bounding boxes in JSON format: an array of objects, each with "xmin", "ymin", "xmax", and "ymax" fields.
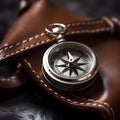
[{"xmin": 42, "ymin": 41, "xmax": 98, "ymax": 90}]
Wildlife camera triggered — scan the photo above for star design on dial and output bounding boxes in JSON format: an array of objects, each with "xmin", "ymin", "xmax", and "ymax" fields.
[{"xmin": 55, "ymin": 51, "xmax": 88, "ymax": 77}]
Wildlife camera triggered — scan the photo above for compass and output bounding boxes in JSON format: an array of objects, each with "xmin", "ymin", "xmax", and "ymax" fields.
[{"xmin": 42, "ymin": 23, "xmax": 98, "ymax": 91}]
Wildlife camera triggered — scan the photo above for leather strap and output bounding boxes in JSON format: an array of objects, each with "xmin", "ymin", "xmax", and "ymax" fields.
[
  {"xmin": 1, "ymin": 16, "xmax": 120, "ymax": 120},
  {"xmin": 0, "ymin": 17, "xmax": 120, "ymax": 64}
]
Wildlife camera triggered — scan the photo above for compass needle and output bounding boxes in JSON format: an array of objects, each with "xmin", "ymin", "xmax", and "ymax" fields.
[
  {"xmin": 62, "ymin": 67, "xmax": 69, "ymax": 73},
  {"xmin": 73, "ymin": 54, "xmax": 83, "ymax": 63},
  {"xmin": 55, "ymin": 64, "xmax": 67, "ymax": 68},
  {"xmin": 61, "ymin": 58, "xmax": 68, "ymax": 64},
  {"xmin": 73, "ymin": 69, "xmax": 79, "ymax": 76},
  {"xmin": 76, "ymin": 66, "xmax": 86, "ymax": 72},
  {"xmin": 77, "ymin": 63, "xmax": 88, "ymax": 66},
  {"xmin": 69, "ymin": 69, "xmax": 72, "ymax": 76},
  {"xmin": 73, "ymin": 57, "xmax": 80, "ymax": 63},
  {"xmin": 68, "ymin": 51, "xmax": 73, "ymax": 62}
]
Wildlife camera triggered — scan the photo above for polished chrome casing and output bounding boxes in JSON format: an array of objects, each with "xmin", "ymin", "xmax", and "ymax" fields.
[{"xmin": 42, "ymin": 41, "xmax": 98, "ymax": 91}]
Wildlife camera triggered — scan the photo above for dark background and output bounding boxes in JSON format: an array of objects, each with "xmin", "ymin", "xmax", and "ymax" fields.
[{"xmin": 0, "ymin": 0, "xmax": 120, "ymax": 120}]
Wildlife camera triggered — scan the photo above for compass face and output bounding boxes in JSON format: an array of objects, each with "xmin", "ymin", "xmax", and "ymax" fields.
[
  {"xmin": 49, "ymin": 48, "xmax": 90, "ymax": 79},
  {"xmin": 42, "ymin": 41, "xmax": 98, "ymax": 90}
]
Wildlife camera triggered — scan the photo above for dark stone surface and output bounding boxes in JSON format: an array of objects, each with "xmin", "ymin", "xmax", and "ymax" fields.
[{"xmin": 0, "ymin": 0, "xmax": 120, "ymax": 120}]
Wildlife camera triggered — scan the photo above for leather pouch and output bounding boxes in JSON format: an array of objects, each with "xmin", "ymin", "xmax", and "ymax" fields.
[{"xmin": 0, "ymin": 0, "xmax": 120, "ymax": 120}]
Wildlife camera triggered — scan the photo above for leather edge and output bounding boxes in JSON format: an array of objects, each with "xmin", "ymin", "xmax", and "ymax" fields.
[{"xmin": 21, "ymin": 58, "xmax": 115, "ymax": 120}]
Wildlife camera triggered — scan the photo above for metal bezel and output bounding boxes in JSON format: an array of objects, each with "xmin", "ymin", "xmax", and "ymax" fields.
[{"xmin": 42, "ymin": 41, "xmax": 98, "ymax": 91}]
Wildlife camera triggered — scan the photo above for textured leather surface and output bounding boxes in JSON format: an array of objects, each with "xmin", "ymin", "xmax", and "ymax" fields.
[{"xmin": 0, "ymin": 0, "xmax": 120, "ymax": 119}]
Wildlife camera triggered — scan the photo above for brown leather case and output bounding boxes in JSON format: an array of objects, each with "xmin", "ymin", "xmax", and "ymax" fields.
[{"xmin": 0, "ymin": 0, "xmax": 120, "ymax": 119}]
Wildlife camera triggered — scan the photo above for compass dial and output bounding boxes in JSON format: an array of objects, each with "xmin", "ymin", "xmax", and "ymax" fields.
[
  {"xmin": 42, "ymin": 41, "xmax": 98, "ymax": 91},
  {"xmin": 50, "ymin": 48, "xmax": 90, "ymax": 79}
]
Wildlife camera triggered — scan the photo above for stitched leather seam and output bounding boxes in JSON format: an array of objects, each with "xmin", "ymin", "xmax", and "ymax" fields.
[
  {"xmin": 0, "ymin": 77, "xmax": 16, "ymax": 82},
  {"xmin": 0, "ymin": 38, "xmax": 53, "ymax": 61},
  {"xmin": 23, "ymin": 58, "xmax": 115, "ymax": 120},
  {"xmin": 66, "ymin": 27, "xmax": 110, "ymax": 35},
  {"xmin": 0, "ymin": 64, "xmax": 22, "ymax": 83},
  {"xmin": 0, "ymin": 26, "xmax": 111, "ymax": 61},
  {"xmin": 67, "ymin": 20, "xmax": 104, "ymax": 27},
  {"xmin": 0, "ymin": 34, "xmax": 41, "ymax": 53}
]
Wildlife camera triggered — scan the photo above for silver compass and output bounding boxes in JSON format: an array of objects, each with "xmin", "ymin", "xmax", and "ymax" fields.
[{"xmin": 42, "ymin": 23, "xmax": 98, "ymax": 91}]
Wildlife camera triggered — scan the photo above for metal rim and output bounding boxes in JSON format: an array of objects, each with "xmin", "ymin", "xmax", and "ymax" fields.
[{"xmin": 42, "ymin": 41, "xmax": 98, "ymax": 86}]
